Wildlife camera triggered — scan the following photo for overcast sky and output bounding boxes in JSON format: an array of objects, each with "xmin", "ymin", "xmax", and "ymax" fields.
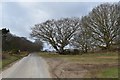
[{"xmin": 1, "ymin": 0, "xmax": 119, "ymax": 50}]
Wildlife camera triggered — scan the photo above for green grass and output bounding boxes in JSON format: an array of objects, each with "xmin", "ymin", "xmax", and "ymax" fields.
[
  {"xmin": 0, "ymin": 61, "xmax": 2, "ymax": 70},
  {"xmin": 1, "ymin": 52, "xmax": 28, "ymax": 69},
  {"xmin": 2, "ymin": 55, "xmax": 20, "ymax": 68},
  {"xmin": 97, "ymin": 67, "xmax": 119, "ymax": 78}
]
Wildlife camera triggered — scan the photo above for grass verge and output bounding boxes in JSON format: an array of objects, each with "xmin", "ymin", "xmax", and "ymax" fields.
[
  {"xmin": 98, "ymin": 67, "xmax": 118, "ymax": 78},
  {"xmin": 86, "ymin": 67, "xmax": 119, "ymax": 78},
  {"xmin": 0, "ymin": 51, "xmax": 28, "ymax": 70}
]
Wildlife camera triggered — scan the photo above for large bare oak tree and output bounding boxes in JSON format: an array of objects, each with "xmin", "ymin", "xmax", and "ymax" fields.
[
  {"xmin": 31, "ymin": 18, "xmax": 80, "ymax": 54},
  {"xmin": 81, "ymin": 3, "xmax": 120, "ymax": 50}
]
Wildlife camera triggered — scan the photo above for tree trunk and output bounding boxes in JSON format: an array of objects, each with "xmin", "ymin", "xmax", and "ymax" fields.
[
  {"xmin": 84, "ymin": 44, "xmax": 88, "ymax": 53},
  {"xmin": 58, "ymin": 47, "xmax": 64, "ymax": 55},
  {"xmin": 106, "ymin": 42, "xmax": 110, "ymax": 50}
]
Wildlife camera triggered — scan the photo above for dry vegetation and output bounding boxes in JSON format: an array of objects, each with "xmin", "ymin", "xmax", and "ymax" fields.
[
  {"xmin": 39, "ymin": 52, "xmax": 118, "ymax": 78},
  {"xmin": 0, "ymin": 51, "xmax": 28, "ymax": 70}
]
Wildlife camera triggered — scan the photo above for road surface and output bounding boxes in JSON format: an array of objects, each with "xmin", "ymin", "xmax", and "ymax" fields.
[{"xmin": 1, "ymin": 53, "xmax": 51, "ymax": 78}]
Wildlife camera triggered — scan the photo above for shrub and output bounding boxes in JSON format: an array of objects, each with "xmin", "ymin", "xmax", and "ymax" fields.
[
  {"xmin": 61, "ymin": 49, "xmax": 80, "ymax": 55},
  {"xmin": 11, "ymin": 49, "xmax": 20, "ymax": 54}
]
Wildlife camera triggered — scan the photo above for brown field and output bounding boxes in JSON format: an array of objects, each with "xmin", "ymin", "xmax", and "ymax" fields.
[{"xmin": 39, "ymin": 52, "xmax": 119, "ymax": 78}]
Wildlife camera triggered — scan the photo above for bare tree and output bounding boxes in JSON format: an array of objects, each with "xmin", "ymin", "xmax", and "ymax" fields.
[
  {"xmin": 81, "ymin": 3, "xmax": 120, "ymax": 50},
  {"xmin": 116, "ymin": 2, "xmax": 120, "ymax": 50},
  {"xmin": 31, "ymin": 18, "xmax": 80, "ymax": 54},
  {"xmin": 72, "ymin": 16, "xmax": 97, "ymax": 53}
]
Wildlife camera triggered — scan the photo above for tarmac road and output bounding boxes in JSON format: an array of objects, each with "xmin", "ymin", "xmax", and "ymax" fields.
[{"xmin": 1, "ymin": 53, "xmax": 51, "ymax": 78}]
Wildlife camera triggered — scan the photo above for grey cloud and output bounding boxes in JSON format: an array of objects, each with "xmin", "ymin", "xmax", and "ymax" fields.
[
  {"xmin": 2, "ymin": 2, "xmax": 105, "ymax": 40},
  {"xmin": 33, "ymin": 2, "xmax": 102, "ymax": 19}
]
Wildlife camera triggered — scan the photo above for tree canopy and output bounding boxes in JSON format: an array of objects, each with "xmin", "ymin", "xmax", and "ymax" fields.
[
  {"xmin": 31, "ymin": 18, "xmax": 80, "ymax": 54},
  {"xmin": 31, "ymin": 2, "xmax": 120, "ymax": 54},
  {"xmin": 2, "ymin": 29, "xmax": 43, "ymax": 52}
]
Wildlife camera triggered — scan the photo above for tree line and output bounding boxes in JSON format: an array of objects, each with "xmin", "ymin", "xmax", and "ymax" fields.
[
  {"xmin": 1, "ymin": 28, "xmax": 43, "ymax": 53},
  {"xmin": 31, "ymin": 2, "xmax": 120, "ymax": 54}
]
